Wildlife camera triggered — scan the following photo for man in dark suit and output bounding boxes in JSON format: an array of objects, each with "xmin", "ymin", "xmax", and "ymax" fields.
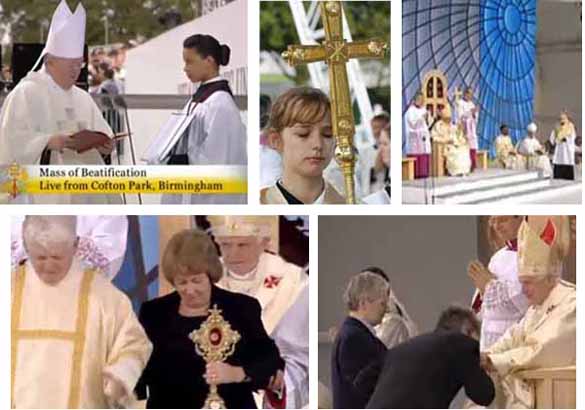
[
  {"xmin": 361, "ymin": 305, "xmax": 495, "ymax": 409},
  {"xmin": 331, "ymin": 271, "xmax": 389, "ymax": 408}
]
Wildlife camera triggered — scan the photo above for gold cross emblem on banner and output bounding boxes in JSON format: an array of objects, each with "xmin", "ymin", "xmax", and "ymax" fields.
[{"xmin": 282, "ymin": 1, "xmax": 388, "ymax": 204}]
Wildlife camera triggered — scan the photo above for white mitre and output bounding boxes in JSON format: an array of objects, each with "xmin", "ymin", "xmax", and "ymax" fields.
[{"xmin": 32, "ymin": 0, "xmax": 86, "ymax": 70}]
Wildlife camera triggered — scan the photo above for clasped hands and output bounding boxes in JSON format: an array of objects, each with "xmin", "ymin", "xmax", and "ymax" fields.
[
  {"xmin": 467, "ymin": 260, "xmax": 495, "ymax": 295},
  {"xmin": 47, "ymin": 130, "xmax": 114, "ymax": 155}
]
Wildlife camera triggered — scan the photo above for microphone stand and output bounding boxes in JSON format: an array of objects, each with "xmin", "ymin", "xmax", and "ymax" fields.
[
  {"xmin": 111, "ymin": 95, "xmax": 142, "ymax": 205},
  {"xmin": 428, "ymin": 116, "xmax": 440, "ymax": 204},
  {"xmin": 99, "ymin": 95, "xmax": 126, "ymax": 205}
]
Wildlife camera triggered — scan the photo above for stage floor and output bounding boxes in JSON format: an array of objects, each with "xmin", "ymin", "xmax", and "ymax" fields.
[{"xmin": 402, "ymin": 166, "xmax": 582, "ymax": 204}]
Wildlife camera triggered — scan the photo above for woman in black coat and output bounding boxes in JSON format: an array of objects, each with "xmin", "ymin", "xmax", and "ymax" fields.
[{"xmin": 136, "ymin": 229, "xmax": 284, "ymax": 408}]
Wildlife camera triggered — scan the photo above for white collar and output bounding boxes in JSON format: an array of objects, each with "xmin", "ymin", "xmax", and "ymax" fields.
[
  {"xmin": 227, "ymin": 267, "xmax": 258, "ymax": 281},
  {"xmin": 201, "ymin": 75, "xmax": 224, "ymax": 85}
]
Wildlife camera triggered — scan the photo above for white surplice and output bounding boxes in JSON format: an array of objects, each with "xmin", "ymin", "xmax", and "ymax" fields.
[
  {"xmin": 0, "ymin": 68, "xmax": 117, "ymax": 204},
  {"xmin": 456, "ymin": 99, "xmax": 478, "ymax": 149},
  {"xmin": 404, "ymin": 104, "xmax": 431, "ymax": 154},
  {"xmin": 11, "ymin": 215, "xmax": 129, "ymax": 280},
  {"xmin": 11, "ymin": 259, "xmax": 152, "ymax": 409},
  {"xmin": 217, "ymin": 252, "xmax": 309, "ymax": 408},
  {"xmin": 549, "ymin": 127, "xmax": 576, "ymax": 166},
  {"xmin": 480, "ymin": 245, "xmax": 529, "ymax": 350},
  {"xmin": 161, "ymin": 77, "xmax": 247, "ymax": 205}
]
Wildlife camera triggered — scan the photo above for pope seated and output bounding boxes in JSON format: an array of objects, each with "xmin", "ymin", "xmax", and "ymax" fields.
[{"xmin": 481, "ymin": 216, "xmax": 575, "ymax": 408}]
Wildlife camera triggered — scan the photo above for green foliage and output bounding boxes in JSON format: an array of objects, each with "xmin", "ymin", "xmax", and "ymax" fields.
[
  {"xmin": 260, "ymin": 1, "xmax": 390, "ymax": 90},
  {"xmin": 1, "ymin": 0, "xmax": 195, "ymax": 46}
]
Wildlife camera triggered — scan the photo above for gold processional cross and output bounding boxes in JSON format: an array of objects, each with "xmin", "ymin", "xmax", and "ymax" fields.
[{"xmin": 282, "ymin": 1, "xmax": 388, "ymax": 204}]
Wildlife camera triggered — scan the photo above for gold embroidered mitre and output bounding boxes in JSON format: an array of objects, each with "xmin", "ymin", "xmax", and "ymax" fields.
[
  {"xmin": 517, "ymin": 216, "xmax": 570, "ymax": 277},
  {"xmin": 207, "ymin": 215, "xmax": 273, "ymax": 237}
]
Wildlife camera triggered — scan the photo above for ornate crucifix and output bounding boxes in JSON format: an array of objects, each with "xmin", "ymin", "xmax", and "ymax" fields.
[{"xmin": 282, "ymin": 1, "xmax": 388, "ymax": 204}]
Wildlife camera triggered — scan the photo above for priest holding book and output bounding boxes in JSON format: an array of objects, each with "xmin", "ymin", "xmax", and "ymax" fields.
[{"xmin": 0, "ymin": 0, "xmax": 118, "ymax": 204}]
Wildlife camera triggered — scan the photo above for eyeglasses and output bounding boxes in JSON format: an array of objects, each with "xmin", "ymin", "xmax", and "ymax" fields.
[{"xmin": 55, "ymin": 58, "xmax": 87, "ymax": 69}]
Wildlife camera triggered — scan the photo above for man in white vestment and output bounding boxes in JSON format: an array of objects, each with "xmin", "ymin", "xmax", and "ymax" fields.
[
  {"xmin": 481, "ymin": 216, "xmax": 575, "ymax": 408},
  {"xmin": 11, "ymin": 216, "xmax": 152, "ymax": 408},
  {"xmin": 0, "ymin": 1, "xmax": 118, "ymax": 204},
  {"xmin": 456, "ymin": 88, "xmax": 479, "ymax": 171},
  {"xmin": 431, "ymin": 105, "xmax": 471, "ymax": 176},
  {"xmin": 516, "ymin": 123, "xmax": 552, "ymax": 177},
  {"xmin": 11, "ymin": 215, "xmax": 129, "ymax": 280},
  {"xmin": 404, "ymin": 92, "xmax": 431, "ymax": 179},
  {"xmin": 549, "ymin": 112, "xmax": 577, "ymax": 180},
  {"xmin": 494, "ymin": 124, "xmax": 520, "ymax": 169},
  {"xmin": 468, "ymin": 216, "xmax": 529, "ymax": 351},
  {"xmin": 209, "ymin": 216, "xmax": 309, "ymax": 408}
]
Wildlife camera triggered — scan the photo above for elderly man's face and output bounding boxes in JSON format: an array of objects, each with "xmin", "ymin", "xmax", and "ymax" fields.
[
  {"xmin": 46, "ymin": 56, "xmax": 84, "ymax": 90},
  {"xmin": 27, "ymin": 241, "xmax": 76, "ymax": 285},
  {"xmin": 519, "ymin": 275, "xmax": 557, "ymax": 306},
  {"xmin": 216, "ymin": 235, "xmax": 266, "ymax": 275}
]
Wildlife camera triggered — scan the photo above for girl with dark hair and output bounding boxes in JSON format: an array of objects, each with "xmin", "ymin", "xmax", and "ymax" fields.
[{"xmin": 160, "ymin": 34, "xmax": 246, "ymax": 204}]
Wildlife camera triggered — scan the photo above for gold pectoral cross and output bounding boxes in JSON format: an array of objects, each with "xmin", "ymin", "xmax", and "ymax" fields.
[{"xmin": 282, "ymin": 1, "xmax": 388, "ymax": 204}]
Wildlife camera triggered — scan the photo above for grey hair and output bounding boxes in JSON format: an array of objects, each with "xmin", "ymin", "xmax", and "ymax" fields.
[
  {"xmin": 22, "ymin": 216, "xmax": 77, "ymax": 250},
  {"xmin": 344, "ymin": 271, "xmax": 389, "ymax": 311}
]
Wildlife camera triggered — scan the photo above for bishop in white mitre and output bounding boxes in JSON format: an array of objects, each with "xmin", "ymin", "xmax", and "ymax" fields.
[
  {"xmin": 209, "ymin": 216, "xmax": 309, "ymax": 408},
  {"xmin": 11, "ymin": 216, "xmax": 152, "ymax": 409},
  {"xmin": 0, "ymin": 0, "xmax": 118, "ymax": 204},
  {"xmin": 482, "ymin": 216, "xmax": 575, "ymax": 408},
  {"xmin": 11, "ymin": 215, "xmax": 129, "ymax": 280}
]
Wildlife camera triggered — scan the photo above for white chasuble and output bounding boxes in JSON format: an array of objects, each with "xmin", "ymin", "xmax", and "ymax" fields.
[
  {"xmin": 0, "ymin": 68, "xmax": 116, "ymax": 204},
  {"xmin": 11, "ymin": 260, "xmax": 152, "ymax": 408},
  {"xmin": 217, "ymin": 253, "xmax": 309, "ymax": 408},
  {"xmin": 486, "ymin": 281, "xmax": 576, "ymax": 408}
]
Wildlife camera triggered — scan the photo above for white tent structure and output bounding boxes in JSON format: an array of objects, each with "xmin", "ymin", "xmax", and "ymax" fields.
[{"xmin": 122, "ymin": 0, "xmax": 247, "ymax": 170}]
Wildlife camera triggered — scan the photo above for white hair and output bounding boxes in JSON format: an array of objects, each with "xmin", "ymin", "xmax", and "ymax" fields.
[
  {"xmin": 22, "ymin": 216, "xmax": 77, "ymax": 251},
  {"xmin": 344, "ymin": 271, "xmax": 389, "ymax": 311}
]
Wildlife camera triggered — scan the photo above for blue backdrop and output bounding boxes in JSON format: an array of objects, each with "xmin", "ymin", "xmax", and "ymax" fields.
[{"xmin": 403, "ymin": 0, "xmax": 537, "ymax": 156}]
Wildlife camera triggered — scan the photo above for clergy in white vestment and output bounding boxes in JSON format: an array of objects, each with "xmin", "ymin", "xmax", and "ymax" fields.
[
  {"xmin": 468, "ymin": 216, "xmax": 529, "ymax": 351},
  {"xmin": 456, "ymin": 88, "xmax": 479, "ymax": 171},
  {"xmin": 158, "ymin": 34, "xmax": 246, "ymax": 204},
  {"xmin": 208, "ymin": 216, "xmax": 309, "ymax": 408},
  {"xmin": 404, "ymin": 91, "xmax": 431, "ymax": 179},
  {"xmin": 0, "ymin": 1, "xmax": 119, "ymax": 204},
  {"xmin": 431, "ymin": 105, "xmax": 471, "ymax": 177},
  {"xmin": 494, "ymin": 124, "xmax": 520, "ymax": 169},
  {"xmin": 11, "ymin": 216, "xmax": 152, "ymax": 409},
  {"xmin": 11, "ymin": 215, "xmax": 129, "ymax": 280},
  {"xmin": 549, "ymin": 112, "xmax": 577, "ymax": 180},
  {"xmin": 516, "ymin": 123, "xmax": 552, "ymax": 176},
  {"xmin": 482, "ymin": 216, "xmax": 575, "ymax": 408}
]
